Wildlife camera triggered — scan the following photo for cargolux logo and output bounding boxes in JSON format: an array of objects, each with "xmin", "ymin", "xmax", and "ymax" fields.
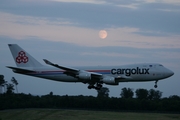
[
  {"xmin": 111, "ymin": 67, "xmax": 149, "ymax": 76},
  {"xmin": 16, "ymin": 51, "xmax": 28, "ymax": 64}
]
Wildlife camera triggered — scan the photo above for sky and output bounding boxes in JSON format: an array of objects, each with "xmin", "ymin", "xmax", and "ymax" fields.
[{"xmin": 0, "ymin": 0, "xmax": 180, "ymax": 97}]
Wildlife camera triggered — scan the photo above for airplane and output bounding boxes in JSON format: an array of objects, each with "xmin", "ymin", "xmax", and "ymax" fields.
[{"xmin": 7, "ymin": 44, "xmax": 174, "ymax": 90}]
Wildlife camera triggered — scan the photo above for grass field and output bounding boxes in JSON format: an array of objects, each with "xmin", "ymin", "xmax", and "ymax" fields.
[{"xmin": 0, "ymin": 109, "xmax": 180, "ymax": 120}]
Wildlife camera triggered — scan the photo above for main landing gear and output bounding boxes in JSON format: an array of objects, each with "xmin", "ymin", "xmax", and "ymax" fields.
[
  {"xmin": 88, "ymin": 83, "xmax": 102, "ymax": 90},
  {"xmin": 154, "ymin": 80, "xmax": 158, "ymax": 88}
]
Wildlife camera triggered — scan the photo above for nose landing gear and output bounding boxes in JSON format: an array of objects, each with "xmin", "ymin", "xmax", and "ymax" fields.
[{"xmin": 154, "ymin": 80, "xmax": 158, "ymax": 88}]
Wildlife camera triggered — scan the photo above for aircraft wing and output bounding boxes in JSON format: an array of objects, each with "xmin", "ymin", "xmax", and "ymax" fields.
[
  {"xmin": 43, "ymin": 59, "xmax": 102, "ymax": 79},
  {"xmin": 43, "ymin": 59, "xmax": 79, "ymax": 72}
]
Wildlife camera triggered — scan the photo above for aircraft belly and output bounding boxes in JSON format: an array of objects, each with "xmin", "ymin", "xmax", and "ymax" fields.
[
  {"xmin": 125, "ymin": 73, "xmax": 164, "ymax": 82},
  {"xmin": 33, "ymin": 74, "xmax": 79, "ymax": 82}
]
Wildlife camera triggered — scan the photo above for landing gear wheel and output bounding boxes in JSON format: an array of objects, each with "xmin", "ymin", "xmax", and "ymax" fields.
[
  {"xmin": 154, "ymin": 80, "xmax": 158, "ymax": 88},
  {"xmin": 95, "ymin": 87, "xmax": 101, "ymax": 90},
  {"xmin": 95, "ymin": 83, "xmax": 102, "ymax": 90},
  {"xmin": 88, "ymin": 85, "xmax": 94, "ymax": 89},
  {"xmin": 88, "ymin": 83, "xmax": 103, "ymax": 90},
  {"xmin": 88, "ymin": 86, "xmax": 92, "ymax": 89},
  {"xmin": 97, "ymin": 83, "xmax": 102, "ymax": 88}
]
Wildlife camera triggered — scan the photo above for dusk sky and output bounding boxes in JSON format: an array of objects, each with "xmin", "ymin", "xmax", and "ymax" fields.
[{"xmin": 0, "ymin": 0, "xmax": 180, "ymax": 97}]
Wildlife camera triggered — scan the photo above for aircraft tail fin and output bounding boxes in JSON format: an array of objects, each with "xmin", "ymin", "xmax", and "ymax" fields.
[{"xmin": 8, "ymin": 44, "xmax": 43, "ymax": 68}]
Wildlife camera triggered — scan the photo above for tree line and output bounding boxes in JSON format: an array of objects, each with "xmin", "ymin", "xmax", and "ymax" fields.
[
  {"xmin": 0, "ymin": 75, "xmax": 18, "ymax": 94},
  {"xmin": 0, "ymin": 74, "xmax": 180, "ymax": 112}
]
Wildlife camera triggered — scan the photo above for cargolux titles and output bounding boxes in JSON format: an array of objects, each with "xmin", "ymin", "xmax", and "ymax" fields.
[{"xmin": 111, "ymin": 67, "xmax": 149, "ymax": 76}]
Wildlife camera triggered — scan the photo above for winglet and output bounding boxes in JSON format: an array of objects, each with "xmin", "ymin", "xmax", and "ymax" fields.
[{"xmin": 43, "ymin": 59, "xmax": 53, "ymax": 65}]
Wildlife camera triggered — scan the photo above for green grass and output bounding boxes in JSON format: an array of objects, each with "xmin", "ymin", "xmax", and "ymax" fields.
[{"xmin": 0, "ymin": 109, "xmax": 180, "ymax": 120}]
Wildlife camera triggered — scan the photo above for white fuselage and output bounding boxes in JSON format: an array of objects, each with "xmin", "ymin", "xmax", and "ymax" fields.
[{"xmin": 15, "ymin": 63, "xmax": 174, "ymax": 84}]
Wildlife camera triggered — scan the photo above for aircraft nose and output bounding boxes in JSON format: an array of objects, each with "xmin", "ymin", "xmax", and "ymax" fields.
[{"xmin": 165, "ymin": 69, "xmax": 174, "ymax": 78}]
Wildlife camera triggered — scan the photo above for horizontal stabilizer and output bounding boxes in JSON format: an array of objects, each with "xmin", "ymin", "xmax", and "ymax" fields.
[{"xmin": 7, "ymin": 66, "xmax": 35, "ymax": 73}]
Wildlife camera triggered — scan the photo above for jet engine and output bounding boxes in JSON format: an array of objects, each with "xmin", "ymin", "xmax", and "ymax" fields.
[
  {"xmin": 102, "ymin": 76, "xmax": 118, "ymax": 85},
  {"xmin": 77, "ymin": 72, "xmax": 91, "ymax": 80}
]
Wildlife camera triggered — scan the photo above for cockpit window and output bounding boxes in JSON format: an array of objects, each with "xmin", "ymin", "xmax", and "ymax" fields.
[{"xmin": 159, "ymin": 64, "xmax": 163, "ymax": 67}]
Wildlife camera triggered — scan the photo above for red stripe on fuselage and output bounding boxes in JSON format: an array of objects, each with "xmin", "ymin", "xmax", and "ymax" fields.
[{"xmin": 29, "ymin": 70, "xmax": 111, "ymax": 75}]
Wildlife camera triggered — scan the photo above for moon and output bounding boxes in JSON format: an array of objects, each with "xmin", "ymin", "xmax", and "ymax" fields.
[{"xmin": 99, "ymin": 30, "xmax": 107, "ymax": 39}]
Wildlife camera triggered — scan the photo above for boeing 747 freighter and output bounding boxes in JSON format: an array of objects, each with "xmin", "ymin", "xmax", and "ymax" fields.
[{"xmin": 7, "ymin": 44, "xmax": 174, "ymax": 90}]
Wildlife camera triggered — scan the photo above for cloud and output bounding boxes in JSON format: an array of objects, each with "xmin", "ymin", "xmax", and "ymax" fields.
[
  {"xmin": 136, "ymin": 0, "xmax": 180, "ymax": 5},
  {"xmin": 50, "ymin": 0, "xmax": 180, "ymax": 6},
  {"xmin": 158, "ymin": 9, "xmax": 180, "ymax": 12},
  {"xmin": 50, "ymin": 0, "xmax": 107, "ymax": 4},
  {"xmin": 0, "ymin": 12, "xmax": 180, "ymax": 49},
  {"xmin": 81, "ymin": 52, "xmax": 140, "ymax": 58},
  {"xmin": 1, "ymin": 0, "xmax": 180, "ymax": 35},
  {"xmin": 114, "ymin": 0, "xmax": 180, "ymax": 10},
  {"xmin": 116, "ymin": 3, "xmax": 139, "ymax": 9}
]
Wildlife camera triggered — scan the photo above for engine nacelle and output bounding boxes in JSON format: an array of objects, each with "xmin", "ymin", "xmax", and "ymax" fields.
[
  {"xmin": 102, "ymin": 76, "xmax": 118, "ymax": 85},
  {"xmin": 77, "ymin": 72, "xmax": 91, "ymax": 80}
]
